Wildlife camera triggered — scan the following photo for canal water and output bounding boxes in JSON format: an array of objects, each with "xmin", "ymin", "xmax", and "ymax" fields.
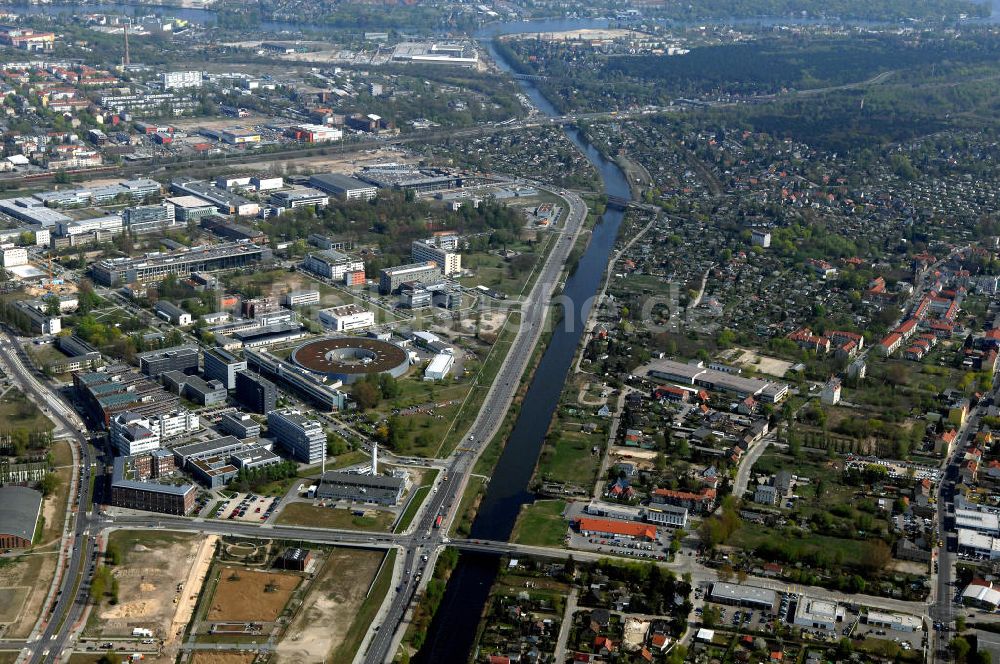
[{"xmin": 410, "ymin": 36, "xmax": 633, "ymax": 664}]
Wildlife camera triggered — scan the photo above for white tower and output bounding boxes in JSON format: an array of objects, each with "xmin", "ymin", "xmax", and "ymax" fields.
[{"xmin": 371, "ymin": 442, "xmax": 378, "ymax": 476}]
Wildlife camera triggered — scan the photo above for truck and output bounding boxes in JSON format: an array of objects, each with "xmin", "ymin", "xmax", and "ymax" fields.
[{"xmin": 434, "ymin": 514, "xmax": 443, "ymax": 529}]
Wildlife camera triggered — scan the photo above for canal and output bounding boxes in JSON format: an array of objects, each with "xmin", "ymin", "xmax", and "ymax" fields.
[{"xmin": 411, "ymin": 34, "xmax": 634, "ymax": 664}]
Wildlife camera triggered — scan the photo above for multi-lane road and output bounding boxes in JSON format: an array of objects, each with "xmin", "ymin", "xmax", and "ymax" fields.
[{"xmin": 1, "ymin": 185, "xmax": 587, "ymax": 663}]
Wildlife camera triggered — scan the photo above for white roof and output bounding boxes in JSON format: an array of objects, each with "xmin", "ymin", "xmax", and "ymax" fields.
[
  {"xmin": 963, "ymin": 582, "xmax": 1000, "ymax": 608},
  {"xmin": 958, "ymin": 528, "xmax": 1000, "ymax": 552},
  {"xmin": 696, "ymin": 628, "xmax": 715, "ymax": 642},
  {"xmin": 955, "ymin": 509, "xmax": 1000, "ymax": 534},
  {"xmin": 6, "ymin": 155, "xmax": 29, "ymax": 165}
]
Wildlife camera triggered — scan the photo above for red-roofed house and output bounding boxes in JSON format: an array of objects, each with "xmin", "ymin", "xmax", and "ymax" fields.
[{"xmin": 576, "ymin": 517, "xmax": 658, "ymax": 541}]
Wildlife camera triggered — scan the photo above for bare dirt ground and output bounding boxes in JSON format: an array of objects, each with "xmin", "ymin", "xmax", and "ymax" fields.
[
  {"xmin": 0, "ymin": 551, "xmax": 57, "ymax": 637},
  {"xmin": 166, "ymin": 535, "xmax": 217, "ymax": 656},
  {"xmin": 724, "ymin": 347, "xmax": 794, "ymax": 378},
  {"xmin": 98, "ymin": 532, "xmax": 204, "ymax": 642},
  {"xmin": 208, "ymin": 568, "xmax": 300, "ymax": 622},
  {"xmin": 189, "ymin": 654, "xmax": 256, "ymax": 664},
  {"xmin": 273, "ymin": 549, "xmax": 383, "ymax": 663}
]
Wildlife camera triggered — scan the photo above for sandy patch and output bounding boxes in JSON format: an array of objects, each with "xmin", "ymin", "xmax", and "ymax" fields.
[
  {"xmin": 273, "ymin": 549, "xmax": 383, "ymax": 663},
  {"xmin": 208, "ymin": 568, "xmax": 300, "ymax": 622},
  {"xmin": 723, "ymin": 347, "xmax": 794, "ymax": 378},
  {"xmin": 190, "ymin": 655, "xmax": 256, "ymax": 664},
  {"xmin": 0, "ymin": 552, "xmax": 56, "ymax": 637}
]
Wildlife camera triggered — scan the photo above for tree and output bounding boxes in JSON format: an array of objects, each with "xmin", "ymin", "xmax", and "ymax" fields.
[
  {"xmin": 39, "ymin": 472, "xmax": 60, "ymax": 497},
  {"xmin": 950, "ymin": 636, "xmax": 971, "ymax": 664},
  {"xmin": 351, "ymin": 381, "xmax": 380, "ymax": 410},
  {"xmin": 956, "ymin": 615, "xmax": 966, "ymax": 632},
  {"xmin": 860, "ymin": 539, "xmax": 892, "ymax": 573},
  {"xmin": 702, "ymin": 606, "xmax": 721, "ymax": 627}
]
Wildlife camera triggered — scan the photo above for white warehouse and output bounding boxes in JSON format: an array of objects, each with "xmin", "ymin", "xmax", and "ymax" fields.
[{"xmin": 424, "ymin": 352, "xmax": 454, "ymax": 381}]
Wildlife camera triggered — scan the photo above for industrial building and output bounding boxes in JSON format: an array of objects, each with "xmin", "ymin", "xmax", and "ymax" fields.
[
  {"xmin": 55, "ymin": 214, "xmax": 123, "ymax": 238},
  {"xmin": 708, "ymin": 583, "xmax": 776, "ymax": 610},
  {"xmin": 318, "ymin": 304, "xmax": 375, "ymax": 332},
  {"xmin": 203, "ymin": 348, "xmax": 247, "ymax": 389},
  {"xmin": 137, "ymin": 345, "xmax": 199, "ymax": 376},
  {"xmin": 91, "ymin": 242, "xmax": 272, "ymax": 286},
  {"xmin": 645, "ymin": 359, "xmax": 789, "ymax": 404},
  {"xmin": 302, "ymin": 250, "xmax": 365, "ymax": 283},
  {"xmin": 270, "ymin": 187, "xmax": 329, "ymax": 210},
  {"xmin": 315, "ymin": 471, "xmax": 406, "ymax": 506},
  {"xmin": 169, "ymin": 179, "xmax": 259, "ymax": 217},
  {"xmin": 0, "ymin": 486, "xmax": 42, "ymax": 549},
  {"xmin": 235, "ymin": 370, "xmax": 278, "ymax": 414},
  {"xmin": 110, "ymin": 456, "xmax": 196, "ymax": 515},
  {"xmin": 864, "ymin": 611, "xmax": 922, "ymax": 632},
  {"xmin": 74, "ymin": 366, "xmax": 181, "ymax": 426},
  {"xmin": 267, "ymin": 409, "xmax": 325, "ymax": 464},
  {"xmin": 424, "ymin": 353, "xmax": 454, "ymax": 381},
  {"xmin": 390, "ymin": 42, "xmax": 478, "ymax": 66},
  {"xmin": 411, "ymin": 236, "xmax": 462, "ymax": 276},
  {"xmin": 308, "ymin": 173, "xmax": 378, "ymax": 201},
  {"xmin": 793, "ymin": 597, "xmax": 841, "ymax": 630},
  {"xmin": 0, "ymin": 197, "xmax": 71, "ymax": 227},
  {"xmin": 379, "ymin": 261, "xmax": 440, "ymax": 294}
]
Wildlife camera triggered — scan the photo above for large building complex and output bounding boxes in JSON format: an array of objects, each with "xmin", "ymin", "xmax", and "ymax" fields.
[
  {"xmin": 318, "ymin": 304, "xmax": 375, "ymax": 332},
  {"xmin": 379, "ymin": 261, "xmax": 440, "ymax": 294},
  {"xmin": 110, "ymin": 456, "xmax": 196, "ymax": 515},
  {"xmin": 74, "ymin": 366, "xmax": 181, "ymax": 426},
  {"xmin": 411, "ymin": 236, "xmax": 462, "ymax": 276},
  {"xmin": 91, "ymin": 242, "xmax": 272, "ymax": 286},
  {"xmin": 301, "ymin": 250, "xmax": 365, "ymax": 284},
  {"xmin": 267, "ymin": 409, "xmax": 325, "ymax": 464},
  {"xmin": 315, "ymin": 471, "xmax": 406, "ymax": 506},
  {"xmin": 646, "ymin": 359, "xmax": 789, "ymax": 404},
  {"xmin": 137, "ymin": 345, "xmax": 199, "ymax": 377},
  {"xmin": 245, "ymin": 349, "xmax": 349, "ymax": 411},
  {"xmin": 169, "ymin": 179, "xmax": 259, "ymax": 217},
  {"xmin": 309, "ymin": 173, "xmax": 378, "ymax": 201},
  {"xmin": 234, "ymin": 370, "xmax": 278, "ymax": 414},
  {"xmin": 203, "ymin": 348, "xmax": 247, "ymax": 390},
  {"xmin": 161, "ymin": 70, "xmax": 203, "ymax": 89}
]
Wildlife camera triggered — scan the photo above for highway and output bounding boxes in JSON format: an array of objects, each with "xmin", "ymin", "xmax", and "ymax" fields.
[
  {"xmin": 360, "ymin": 186, "xmax": 591, "ymax": 663},
  {"xmin": 2, "ymin": 184, "xmax": 587, "ymax": 663},
  {"xmin": 0, "ymin": 329, "xmax": 99, "ymax": 664}
]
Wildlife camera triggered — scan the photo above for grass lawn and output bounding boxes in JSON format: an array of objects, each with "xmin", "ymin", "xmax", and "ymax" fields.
[
  {"xmin": 51, "ymin": 439, "xmax": 73, "ymax": 467},
  {"xmin": 298, "ymin": 450, "xmax": 368, "ymax": 477},
  {"xmin": 511, "ymin": 499, "xmax": 567, "ymax": 547},
  {"xmin": 451, "ymin": 476, "xmax": 487, "ymax": 538},
  {"xmin": 0, "ymin": 388, "xmax": 54, "ymax": 432},
  {"xmin": 0, "ymin": 654, "xmax": 19, "ymax": 664},
  {"xmin": 331, "ymin": 549, "xmax": 396, "ymax": 664},
  {"xmin": 276, "ymin": 502, "xmax": 395, "ymax": 531},
  {"xmin": 730, "ymin": 521, "xmax": 869, "ymax": 568},
  {"xmin": 436, "ymin": 314, "xmax": 520, "ymax": 457},
  {"xmin": 536, "ymin": 430, "xmax": 600, "ymax": 485},
  {"xmin": 106, "ymin": 529, "xmax": 195, "ymax": 565}
]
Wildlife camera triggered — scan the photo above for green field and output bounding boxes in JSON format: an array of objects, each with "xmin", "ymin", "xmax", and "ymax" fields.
[
  {"xmin": 511, "ymin": 499, "xmax": 568, "ymax": 547},
  {"xmin": 451, "ymin": 476, "xmax": 487, "ymax": 537},
  {"xmin": 536, "ymin": 430, "xmax": 600, "ymax": 485},
  {"xmin": 276, "ymin": 502, "xmax": 395, "ymax": 531},
  {"xmin": 331, "ymin": 549, "xmax": 397, "ymax": 664},
  {"xmin": 729, "ymin": 521, "xmax": 869, "ymax": 568},
  {"xmin": 0, "ymin": 388, "xmax": 54, "ymax": 432}
]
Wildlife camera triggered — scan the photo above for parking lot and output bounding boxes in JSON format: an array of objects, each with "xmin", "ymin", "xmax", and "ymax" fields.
[
  {"xmin": 565, "ymin": 529, "xmax": 669, "ymax": 561},
  {"xmin": 215, "ymin": 493, "xmax": 279, "ymax": 522}
]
